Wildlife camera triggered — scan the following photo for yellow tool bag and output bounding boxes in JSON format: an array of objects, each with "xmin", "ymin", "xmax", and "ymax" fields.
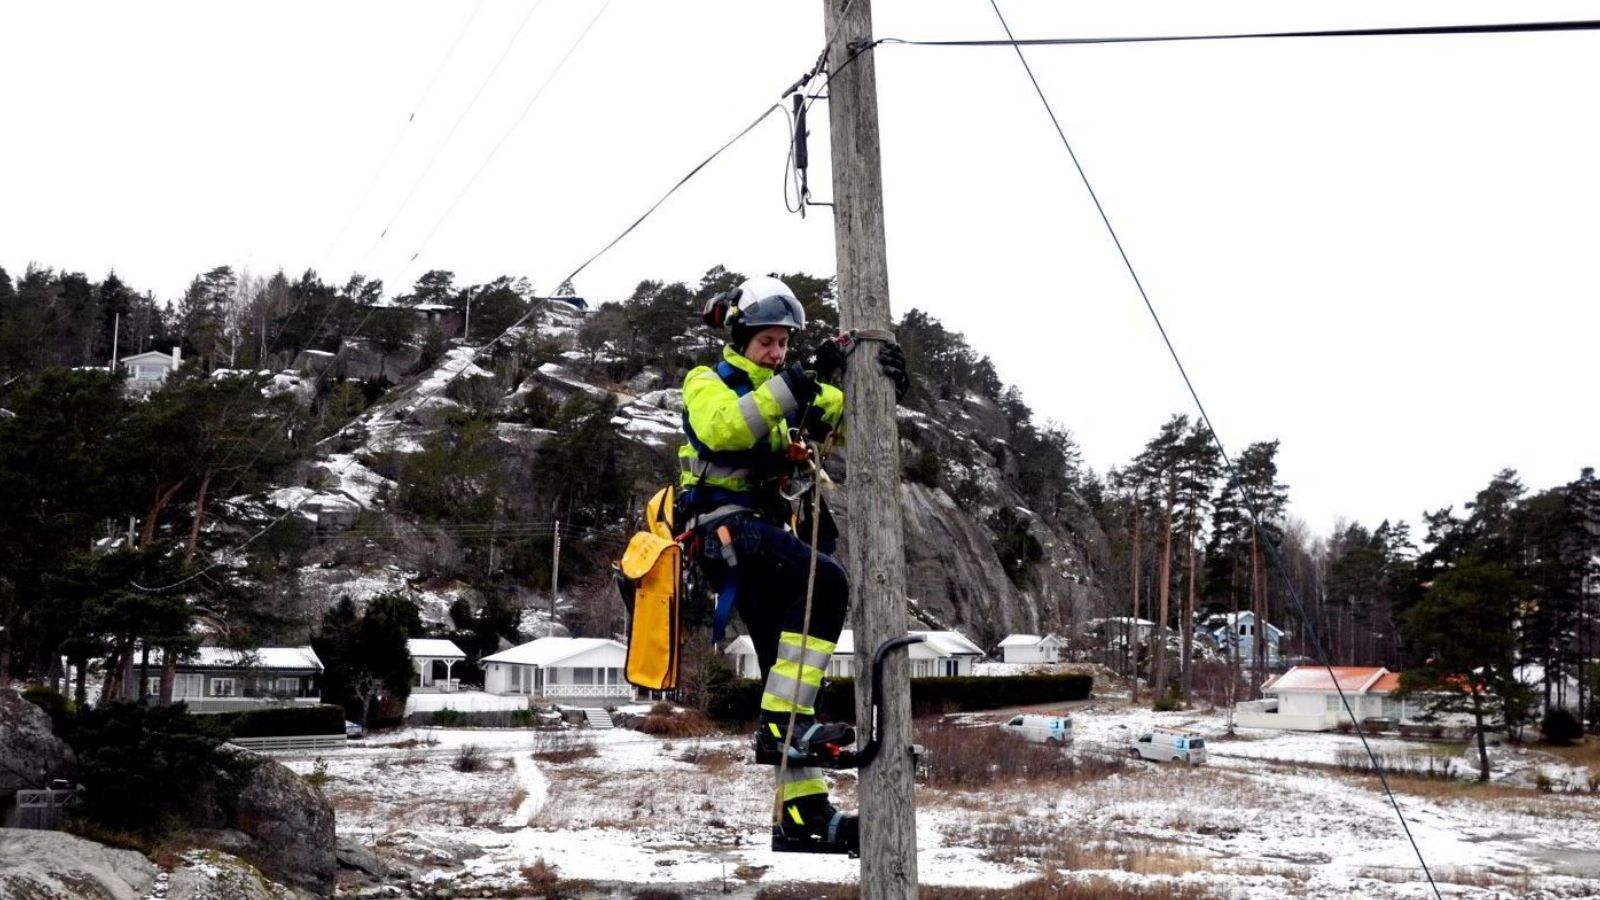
[{"xmin": 618, "ymin": 486, "xmax": 682, "ymax": 691}]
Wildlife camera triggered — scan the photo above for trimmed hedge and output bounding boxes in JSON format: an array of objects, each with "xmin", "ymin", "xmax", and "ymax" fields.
[
  {"xmin": 214, "ymin": 703, "xmax": 347, "ymax": 738},
  {"xmin": 708, "ymin": 673, "xmax": 1094, "ymax": 723}
]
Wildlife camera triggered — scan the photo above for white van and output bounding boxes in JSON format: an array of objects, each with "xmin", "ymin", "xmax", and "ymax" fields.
[
  {"xmin": 1129, "ymin": 727, "xmax": 1206, "ymax": 764},
  {"xmin": 1001, "ymin": 714, "xmax": 1073, "ymax": 746}
]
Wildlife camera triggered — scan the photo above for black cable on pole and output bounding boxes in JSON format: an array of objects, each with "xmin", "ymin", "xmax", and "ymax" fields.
[
  {"xmin": 876, "ymin": 17, "xmax": 1600, "ymax": 50},
  {"xmin": 982, "ymin": 1, "xmax": 1444, "ymax": 896}
]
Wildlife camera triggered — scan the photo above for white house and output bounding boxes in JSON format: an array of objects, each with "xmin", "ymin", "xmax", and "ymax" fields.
[
  {"xmin": 407, "ymin": 638, "xmax": 466, "ymax": 692},
  {"xmin": 119, "ymin": 347, "xmax": 182, "ymax": 393},
  {"xmin": 481, "ymin": 637, "xmax": 633, "ymax": 704},
  {"xmin": 723, "ymin": 629, "xmax": 983, "ymax": 680},
  {"xmin": 123, "ymin": 646, "xmax": 322, "ymax": 713},
  {"xmin": 997, "ymin": 634, "xmax": 1064, "ymax": 664},
  {"xmin": 1517, "ymin": 664, "xmax": 1583, "ymax": 712},
  {"xmin": 1234, "ymin": 666, "xmax": 1431, "ymax": 731},
  {"xmin": 1202, "ymin": 611, "xmax": 1284, "ymax": 668}
]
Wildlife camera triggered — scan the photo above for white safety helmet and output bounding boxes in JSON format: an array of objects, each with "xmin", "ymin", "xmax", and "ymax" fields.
[{"xmin": 703, "ymin": 275, "xmax": 807, "ymax": 350}]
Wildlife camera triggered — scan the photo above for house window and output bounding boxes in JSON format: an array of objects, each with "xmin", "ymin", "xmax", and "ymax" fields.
[
  {"xmin": 277, "ymin": 678, "xmax": 300, "ymax": 695},
  {"xmin": 943, "ymin": 660, "xmax": 959, "ymax": 677},
  {"xmin": 210, "ymin": 678, "xmax": 236, "ymax": 697},
  {"xmin": 144, "ymin": 676, "xmax": 162, "ymax": 697},
  {"xmin": 511, "ymin": 667, "xmax": 522, "ymax": 689},
  {"xmin": 574, "ymin": 667, "xmax": 595, "ymax": 685},
  {"xmin": 1325, "ymin": 694, "xmax": 1346, "ymax": 713},
  {"xmin": 1240, "ymin": 624, "xmax": 1252, "ymax": 636}
]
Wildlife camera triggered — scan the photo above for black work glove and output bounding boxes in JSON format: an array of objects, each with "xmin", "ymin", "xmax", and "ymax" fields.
[
  {"xmin": 804, "ymin": 335, "xmax": 850, "ymax": 385},
  {"xmin": 878, "ymin": 341, "xmax": 910, "ymax": 403}
]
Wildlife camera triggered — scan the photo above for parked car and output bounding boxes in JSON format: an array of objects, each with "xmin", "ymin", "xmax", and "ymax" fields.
[
  {"xmin": 345, "ymin": 720, "xmax": 365, "ymax": 739},
  {"xmin": 1001, "ymin": 714, "xmax": 1073, "ymax": 746},
  {"xmin": 1129, "ymin": 728, "xmax": 1205, "ymax": 764}
]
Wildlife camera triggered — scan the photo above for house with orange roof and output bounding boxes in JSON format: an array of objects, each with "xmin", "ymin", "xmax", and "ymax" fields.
[{"xmin": 1234, "ymin": 665, "xmax": 1430, "ymax": 731}]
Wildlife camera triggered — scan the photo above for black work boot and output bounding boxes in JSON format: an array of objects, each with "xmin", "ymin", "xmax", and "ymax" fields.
[
  {"xmin": 754, "ymin": 711, "xmax": 857, "ymax": 768},
  {"xmin": 772, "ymin": 793, "xmax": 860, "ymax": 856}
]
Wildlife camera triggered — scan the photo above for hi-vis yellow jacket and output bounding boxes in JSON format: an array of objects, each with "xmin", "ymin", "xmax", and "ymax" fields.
[{"xmin": 677, "ymin": 345, "xmax": 844, "ymax": 501}]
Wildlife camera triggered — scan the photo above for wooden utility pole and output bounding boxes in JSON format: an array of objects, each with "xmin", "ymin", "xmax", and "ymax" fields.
[{"xmin": 821, "ymin": 0, "xmax": 917, "ymax": 896}]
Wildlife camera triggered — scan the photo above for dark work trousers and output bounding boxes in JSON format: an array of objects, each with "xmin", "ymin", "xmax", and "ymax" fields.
[{"xmin": 701, "ymin": 513, "xmax": 849, "ymax": 681}]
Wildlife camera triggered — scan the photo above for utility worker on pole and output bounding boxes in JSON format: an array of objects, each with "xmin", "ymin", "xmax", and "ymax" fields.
[{"xmin": 678, "ymin": 274, "xmax": 907, "ymax": 854}]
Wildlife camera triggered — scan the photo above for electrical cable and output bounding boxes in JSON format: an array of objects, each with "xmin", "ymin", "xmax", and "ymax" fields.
[
  {"xmin": 981, "ymin": 1, "xmax": 1443, "ymax": 895},
  {"xmin": 313, "ymin": 0, "xmax": 489, "ymax": 274},
  {"xmin": 873, "ymin": 17, "xmax": 1600, "ymax": 50},
  {"xmin": 354, "ymin": 0, "xmax": 552, "ymax": 279},
  {"xmin": 132, "ymin": 77, "xmax": 789, "ymax": 595},
  {"xmin": 387, "ymin": 0, "xmax": 616, "ymax": 289}
]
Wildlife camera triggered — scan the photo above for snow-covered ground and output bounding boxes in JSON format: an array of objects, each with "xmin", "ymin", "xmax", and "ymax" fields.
[{"xmin": 283, "ymin": 702, "xmax": 1600, "ymax": 898}]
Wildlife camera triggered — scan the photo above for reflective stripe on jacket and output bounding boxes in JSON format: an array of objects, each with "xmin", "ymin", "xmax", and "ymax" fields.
[{"xmin": 678, "ymin": 344, "xmax": 843, "ymax": 498}]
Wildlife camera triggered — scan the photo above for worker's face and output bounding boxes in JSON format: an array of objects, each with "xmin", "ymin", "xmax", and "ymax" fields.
[{"xmin": 743, "ymin": 326, "xmax": 791, "ymax": 370}]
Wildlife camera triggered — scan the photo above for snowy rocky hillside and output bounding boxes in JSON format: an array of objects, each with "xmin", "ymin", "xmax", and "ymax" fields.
[{"xmin": 238, "ymin": 297, "xmax": 1110, "ymax": 642}]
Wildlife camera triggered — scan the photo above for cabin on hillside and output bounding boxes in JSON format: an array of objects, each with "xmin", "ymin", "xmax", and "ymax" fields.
[
  {"xmin": 997, "ymin": 633, "xmax": 1064, "ymax": 664},
  {"xmin": 481, "ymin": 637, "xmax": 633, "ymax": 704},
  {"xmin": 120, "ymin": 645, "xmax": 323, "ymax": 713}
]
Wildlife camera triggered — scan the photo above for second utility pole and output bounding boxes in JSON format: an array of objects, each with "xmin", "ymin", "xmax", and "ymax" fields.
[{"xmin": 821, "ymin": 1, "xmax": 917, "ymax": 896}]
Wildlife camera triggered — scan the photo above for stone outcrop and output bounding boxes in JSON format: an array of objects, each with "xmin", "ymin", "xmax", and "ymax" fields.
[
  {"xmin": 0, "ymin": 828, "xmax": 158, "ymax": 900},
  {"xmin": 0, "ymin": 689, "xmax": 73, "ymax": 809},
  {"xmin": 229, "ymin": 754, "xmax": 337, "ymax": 897}
]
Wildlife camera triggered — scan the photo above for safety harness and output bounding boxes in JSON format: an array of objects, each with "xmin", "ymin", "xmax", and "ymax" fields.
[{"xmin": 678, "ymin": 358, "xmax": 811, "ymax": 644}]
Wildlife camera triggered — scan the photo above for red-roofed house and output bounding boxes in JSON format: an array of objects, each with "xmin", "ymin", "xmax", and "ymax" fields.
[{"xmin": 1235, "ymin": 665, "xmax": 1428, "ymax": 731}]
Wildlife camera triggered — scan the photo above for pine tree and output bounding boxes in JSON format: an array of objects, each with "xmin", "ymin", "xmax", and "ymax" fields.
[
  {"xmin": 1400, "ymin": 560, "xmax": 1528, "ymax": 780},
  {"xmin": 1174, "ymin": 422, "xmax": 1221, "ymax": 700},
  {"xmin": 1131, "ymin": 415, "xmax": 1188, "ymax": 704}
]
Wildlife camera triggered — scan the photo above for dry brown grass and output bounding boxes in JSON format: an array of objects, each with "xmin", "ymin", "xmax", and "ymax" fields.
[
  {"xmin": 1538, "ymin": 736, "xmax": 1600, "ymax": 769},
  {"xmin": 529, "ymin": 730, "xmax": 599, "ymax": 763},
  {"xmin": 1357, "ymin": 864, "xmax": 1531, "ymax": 891},
  {"xmin": 372, "ymin": 750, "xmax": 430, "ymax": 769},
  {"xmin": 754, "ymin": 871, "xmax": 1224, "ymax": 900},
  {"xmin": 639, "ymin": 705, "xmax": 720, "ymax": 737},
  {"xmin": 675, "ymin": 742, "xmax": 743, "ymax": 773},
  {"xmin": 508, "ymin": 787, "xmax": 528, "ymax": 811},
  {"xmin": 915, "ymin": 720, "xmax": 1124, "ymax": 790}
]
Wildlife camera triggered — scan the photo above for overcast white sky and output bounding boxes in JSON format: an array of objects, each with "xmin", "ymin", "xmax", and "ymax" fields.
[{"xmin": 2, "ymin": 1, "xmax": 1596, "ymax": 537}]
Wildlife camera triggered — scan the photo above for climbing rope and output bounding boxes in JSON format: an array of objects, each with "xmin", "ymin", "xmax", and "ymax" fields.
[{"xmin": 772, "ymin": 436, "xmax": 827, "ymax": 829}]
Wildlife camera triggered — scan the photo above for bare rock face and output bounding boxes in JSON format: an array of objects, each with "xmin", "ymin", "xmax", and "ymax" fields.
[
  {"xmin": 230, "ymin": 755, "xmax": 337, "ymax": 897},
  {"xmin": 0, "ymin": 828, "xmax": 157, "ymax": 900},
  {"xmin": 0, "ymin": 689, "xmax": 73, "ymax": 803},
  {"xmin": 167, "ymin": 849, "xmax": 321, "ymax": 900}
]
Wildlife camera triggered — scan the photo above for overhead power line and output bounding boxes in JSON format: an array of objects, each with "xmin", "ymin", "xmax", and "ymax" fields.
[
  {"xmin": 388, "ymin": 0, "xmax": 617, "ymax": 288},
  {"xmin": 313, "ymin": 0, "xmax": 489, "ymax": 275},
  {"xmin": 133, "ymin": 38, "xmax": 802, "ymax": 595},
  {"xmin": 980, "ymin": 0, "xmax": 1444, "ymax": 895},
  {"xmin": 874, "ymin": 17, "xmax": 1600, "ymax": 50},
  {"xmin": 354, "ymin": 0, "xmax": 553, "ymax": 279}
]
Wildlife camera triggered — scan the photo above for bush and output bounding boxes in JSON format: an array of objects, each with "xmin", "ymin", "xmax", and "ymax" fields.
[
  {"xmin": 638, "ymin": 707, "xmax": 718, "ymax": 737},
  {"xmin": 453, "ymin": 744, "xmax": 486, "ymax": 772},
  {"xmin": 215, "ymin": 703, "xmax": 347, "ymax": 738},
  {"xmin": 1540, "ymin": 708, "xmax": 1582, "ymax": 746},
  {"xmin": 707, "ymin": 673, "xmax": 1094, "ymax": 723},
  {"xmin": 431, "ymin": 709, "xmax": 466, "ymax": 727},
  {"xmin": 62, "ymin": 702, "xmax": 259, "ymax": 835},
  {"xmin": 22, "ymin": 684, "xmax": 72, "ymax": 730}
]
